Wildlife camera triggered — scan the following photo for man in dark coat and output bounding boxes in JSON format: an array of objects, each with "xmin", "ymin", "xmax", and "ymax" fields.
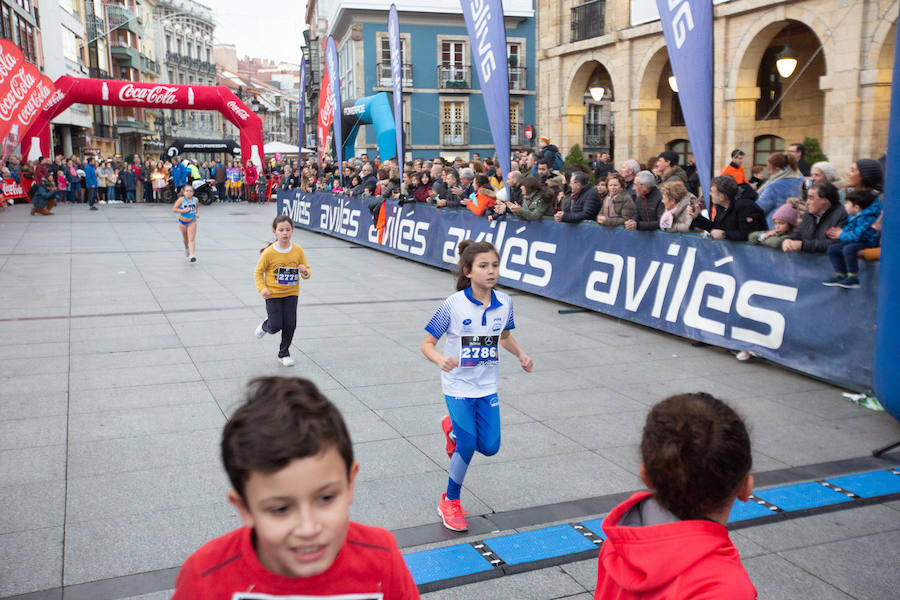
[
  {"xmin": 690, "ymin": 174, "xmax": 766, "ymax": 241},
  {"xmin": 781, "ymin": 181, "xmax": 848, "ymax": 253},
  {"xmin": 554, "ymin": 171, "xmax": 601, "ymax": 223},
  {"xmin": 627, "ymin": 170, "xmax": 665, "ymax": 231}
]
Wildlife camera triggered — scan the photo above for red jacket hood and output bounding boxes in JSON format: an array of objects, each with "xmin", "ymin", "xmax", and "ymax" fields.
[{"xmin": 596, "ymin": 491, "xmax": 755, "ymax": 597}]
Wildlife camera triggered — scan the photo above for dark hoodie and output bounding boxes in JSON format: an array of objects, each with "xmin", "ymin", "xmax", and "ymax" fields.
[{"xmin": 594, "ymin": 492, "xmax": 756, "ymax": 600}]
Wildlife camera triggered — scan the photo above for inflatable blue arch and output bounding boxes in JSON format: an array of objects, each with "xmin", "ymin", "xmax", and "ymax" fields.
[{"xmin": 339, "ymin": 92, "xmax": 398, "ymax": 162}]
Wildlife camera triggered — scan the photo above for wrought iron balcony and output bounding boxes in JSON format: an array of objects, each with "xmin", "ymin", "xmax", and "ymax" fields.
[
  {"xmin": 584, "ymin": 122, "xmax": 609, "ymax": 148},
  {"xmin": 438, "ymin": 65, "xmax": 470, "ymax": 89},
  {"xmin": 571, "ymin": 0, "xmax": 606, "ymax": 43},
  {"xmin": 441, "ymin": 122, "xmax": 468, "ymax": 146},
  {"xmin": 508, "ymin": 66, "xmax": 527, "ymax": 90},
  {"xmin": 376, "ymin": 62, "xmax": 413, "ymax": 88}
]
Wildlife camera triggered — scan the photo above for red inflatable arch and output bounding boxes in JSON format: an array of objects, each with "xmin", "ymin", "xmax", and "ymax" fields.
[{"xmin": 20, "ymin": 76, "xmax": 263, "ymax": 167}]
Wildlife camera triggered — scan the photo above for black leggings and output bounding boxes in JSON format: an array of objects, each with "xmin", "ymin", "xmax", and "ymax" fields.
[{"xmin": 263, "ymin": 295, "xmax": 298, "ymax": 358}]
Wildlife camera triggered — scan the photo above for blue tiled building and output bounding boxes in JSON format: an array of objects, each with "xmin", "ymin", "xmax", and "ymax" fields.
[{"xmin": 310, "ymin": 0, "xmax": 537, "ymax": 161}]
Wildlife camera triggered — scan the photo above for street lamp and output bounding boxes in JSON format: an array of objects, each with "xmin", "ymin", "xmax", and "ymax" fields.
[
  {"xmin": 667, "ymin": 73, "xmax": 679, "ymax": 93},
  {"xmin": 775, "ymin": 45, "xmax": 798, "ymax": 78}
]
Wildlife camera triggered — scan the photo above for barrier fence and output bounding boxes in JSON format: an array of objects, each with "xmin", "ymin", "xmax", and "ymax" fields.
[{"xmin": 277, "ymin": 190, "xmax": 877, "ymax": 391}]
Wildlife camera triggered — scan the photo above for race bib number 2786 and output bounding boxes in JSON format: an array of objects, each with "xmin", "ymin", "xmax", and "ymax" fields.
[{"xmin": 459, "ymin": 335, "xmax": 499, "ymax": 368}]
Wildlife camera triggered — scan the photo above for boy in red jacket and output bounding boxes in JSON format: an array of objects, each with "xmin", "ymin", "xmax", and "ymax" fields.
[
  {"xmin": 594, "ymin": 393, "xmax": 757, "ymax": 599},
  {"xmin": 172, "ymin": 377, "xmax": 419, "ymax": 599}
]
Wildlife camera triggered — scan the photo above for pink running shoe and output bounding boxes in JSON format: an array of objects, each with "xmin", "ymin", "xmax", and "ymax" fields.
[
  {"xmin": 441, "ymin": 415, "xmax": 456, "ymax": 458},
  {"xmin": 438, "ymin": 493, "xmax": 468, "ymax": 531}
]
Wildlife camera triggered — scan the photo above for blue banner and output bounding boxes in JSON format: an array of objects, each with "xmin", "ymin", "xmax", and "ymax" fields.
[
  {"xmin": 325, "ymin": 36, "xmax": 343, "ymax": 184},
  {"xmin": 298, "ymin": 55, "xmax": 307, "ymax": 158},
  {"xmin": 461, "ymin": 0, "xmax": 510, "ymax": 189},
  {"xmin": 874, "ymin": 23, "xmax": 900, "ymax": 422},
  {"xmin": 278, "ymin": 190, "xmax": 877, "ymax": 391},
  {"xmin": 389, "ymin": 4, "xmax": 403, "ymax": 178},
  {"xmin": 657, "ymin": 0, "xmax": 713, "ymax": 206}
]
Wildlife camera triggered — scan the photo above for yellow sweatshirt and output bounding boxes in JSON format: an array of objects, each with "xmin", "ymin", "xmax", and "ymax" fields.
[{"xmin": 254, "ymin": 242, "xmax": 311, "ymax": 298}]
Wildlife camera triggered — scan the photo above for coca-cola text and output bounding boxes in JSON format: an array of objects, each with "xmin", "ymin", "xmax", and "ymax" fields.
[
  {"xmin": 227, "ymin": 100, "xmax": 250, "ymax": 120},
  {"xmin": 118, "ymin": 83, "xmax": 178, "ymax": 105},
  {"xmin": 0, "ymin": 67, "xmax": 37, "ymax": 121}
]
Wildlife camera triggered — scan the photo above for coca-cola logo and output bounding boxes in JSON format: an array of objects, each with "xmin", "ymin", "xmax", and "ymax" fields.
[
  {"xmin": 227, "ymin": 100, "xmax": 250, "ymax": 120},
  {"xmin": 17, "ymin": 81, "xmax": 51, "ymax": 126},
  {"xmin": 118, "ymin": 83, "xmax": 178, "ymax": 105},
  {"xmin": 0, "ymin": 66, "xmax": 36, "ymax": 121},
  {"xmin": 44, "ymin": 89, "xmax": 65, "ymax": 112},
  {"xmin": 0, "ymin": 49, "xmax": 17, "ymax": 85},
  {"xmin": 2, "ymin": 180, "xmax": 23, "ymax": 196}
]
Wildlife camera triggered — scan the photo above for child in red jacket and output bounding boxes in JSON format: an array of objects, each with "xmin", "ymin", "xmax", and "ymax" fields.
[{"xmin": 594, "ymin": 393, "xmax": 757, "ymax": 599}]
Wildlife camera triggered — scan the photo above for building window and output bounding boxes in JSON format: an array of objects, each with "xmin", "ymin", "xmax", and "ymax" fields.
[
  {"xmin": 571, "ymin": 0, "xmax": 606, "ymax": 43},
  {"xmin": 338, "ymin": 40, "xmax": 355, "ymax": 101},
  {"xmin": 61, "ymin": 26, "xmax": 79, "ymax": 62},
  {"xmin": 168, "ymin": 69, "xmax": 174, "ymax": 82},
  {"xmin": 756, "ymin": 47, "xmax": 783, "ymax": 121},
  {"xmin": 441, "ymin": 100, "xmax": 467, "ymax": 146},
  {"xmin": 176, "ymin": 38, "xmax": 182, "ymax": 54},
  {"xmin": 584, "ymin": 103, "xmax": 609, "ymax": 149},
  {"xmin": 377, "ymin": 35, "xmax": 411, "ymax": 87},
  {"xmin": 439, "ymin": 40, "xmax": 469, "ymax": 88},
  {"xmin": 1, "ymin": 5, "xmax": 12, "ymax": 42},
  {"xmin": 166, "ymin": 35, "xmax": 171, "ymax": 52},
  {"xmin": 507, "ymin": 43, "xmax": 526, "ymax": 90},
  {"xmin": 666, "ymin": 139, "xmax": 692, "ymax": 167},
  {"xmin": 671, "ymin": 92, "xmax": 685, "ymax": 127},
  {"xmin": 754, "ymin": 135, "xmax": 784, "ymax": 167},
  {"xmin": 510, "ymin": 102, "xmax": 524, "ymax": 146}
]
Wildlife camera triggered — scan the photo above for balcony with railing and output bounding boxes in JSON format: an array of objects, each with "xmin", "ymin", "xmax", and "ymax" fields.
[
  {"xmin": 377, "ymin": 62, "xmax": 413, "ymax": 88},
  {"xmin": 110, "ymin": 41, "xmax": 140, "ymax": 70},
  {"xmin": 141, "ymin": 55, "xmax": 161, "ymax": 76},
  {"xmin": 510, "ymin": 122, "xmax": 525, "ymax": 147},
  {"xmin": 584, "ymin": 122, "xmax": 609, "ymax": 149},
  {"xmin": 85, "ymin": 15, "xmax": 105, "ymax": 40},
  {"xmin": 438, "ymin": 65, "xmax": 470, "ymax": 89},
  {"xmin": 571, "ymin": 0, "xmax": 606, "ymax": 43},
  {"xmin": 441, "ymin": 122, "xmax": 468, "ymax": 146},
  {"xmin": 509, "ymin": 66, "xmax": 527, "ymax": 91},
  {"xmin": 105, "ymin": 5, "xmax": 142, "ymax": 34},
  {"xmin": 89, "ymin": 67, "xmax": 109, "ymax": 79}
]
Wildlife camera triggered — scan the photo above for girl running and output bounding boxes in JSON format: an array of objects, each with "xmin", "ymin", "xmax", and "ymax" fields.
[
  {"xmin": 594, "ymin": 393, "xmax": 756, "ymax": 599},
  {"xmin": 253, "ymin": 215, "xmax": 311, "ymax": 367},
  {"xmin": 173, "ymin": 184, "xmax": 198, "ymax": 262},
  {"xmin": 422, "ymin": 240, "xmax": 532, "ymax": 532}
]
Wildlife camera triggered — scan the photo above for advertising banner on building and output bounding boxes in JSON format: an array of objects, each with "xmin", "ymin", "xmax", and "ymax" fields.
[
  {"xmin": 461, "ymin": 0, "xmax": 511, "ymax": 189},
  {"xmin": 298, "ymin": 55, "xmax": 307, "ymax": 159},
  {"xmin": 388, "ymin": 4, "xmax": 404, "ymax": 176},
  {"xmin": 277, "ymin": 189, "xmax": 878, "ymax": 391},
  {"xmin": 325, "ymin": 36, "xmax": 344, "ymax": 184},
  {"xmin": 656, "ymin": 0, "xmax": 713, "ymax": 205}
]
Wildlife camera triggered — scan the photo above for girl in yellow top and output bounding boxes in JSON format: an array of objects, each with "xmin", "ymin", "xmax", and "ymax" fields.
[{"xmin": 253, "ymin": 215, "xmax": 311, "ymax": 366}]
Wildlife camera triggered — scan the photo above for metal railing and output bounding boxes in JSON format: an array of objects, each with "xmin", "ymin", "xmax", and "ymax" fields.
[
  {"xmin": 141, "ymin": 55, "xmax": 161, "ymax": 75},
  {"xmin": 508, "ymin": 66, "xmax": 527, "ymax": 90},
  {"xmin": 438, "ymin": 65, "xmax": 470, "ymax": 89},
  {"xmin": 441, "ymin": 122, "xmax": 468, "ymax": 146},
  {"xmin": 584, "ymin": 122, "xmax": 608, "ymax": 148},
  {"xmin": 376, "ymin": 62, "xmax": 413, "ymax": 88},
  {"xmin": 571, "ymin": 0, "xmax": 605, "ymax": 43},
  {"xmin": 89, "ymin": 66, "xmax": 109, "ymax": 79},
  {"xmin": 510, "ymin": 122, "xmax": 524, "ymax": 147},
  {"xmin": 92, "ymin": 123, "xmax": 112, "ymax": 138}
]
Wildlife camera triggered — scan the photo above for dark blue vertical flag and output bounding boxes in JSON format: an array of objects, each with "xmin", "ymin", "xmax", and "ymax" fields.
[
  {"xmin": 325, "ymin": 36, "xmax": 343, "ymax": 184},
  {"xmin": 298, "ymin": 55, "xmax": 307, "ymax": 158},
  {"xmin": 388, "ymin": 4, "xmax": 403, "ymax": 180},
  {"xmin": 461, "ymin": 0, "xmax": 510, "ymax": 191},
  {"xmin": 656, "ymin": 0, "xmax": 713, "ymax": 207}
]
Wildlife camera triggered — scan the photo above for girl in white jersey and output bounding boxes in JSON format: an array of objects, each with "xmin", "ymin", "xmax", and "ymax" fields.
[
  {"xmin": 173, "ymin": 185, "xmax": 198, "ymax": 262},
  {"xmin": 421, "ymin": 240, "xmax": 533, "ymax": 531}
]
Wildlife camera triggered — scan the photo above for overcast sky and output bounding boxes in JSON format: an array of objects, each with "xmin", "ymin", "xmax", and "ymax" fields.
[{"xmin": 212, "ymin": 0, "xmax": 306, "ymax": 64}]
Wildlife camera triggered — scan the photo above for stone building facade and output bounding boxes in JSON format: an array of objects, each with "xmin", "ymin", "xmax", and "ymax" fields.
[{"xmin": 537, "ymin": 0, "xmax": 896, "ymax": 173}]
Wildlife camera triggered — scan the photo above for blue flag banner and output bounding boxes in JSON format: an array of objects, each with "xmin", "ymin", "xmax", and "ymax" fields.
[
  {"xmin": 298, "ymin": 55, "xmax": 307, "ymax": 158},
  {"xmin": 278, "ymin": 190, "xmax": 878, "ymax": 392},
  {"xmin": 325, "ymin": 36, "xmax": 343, "ymax": 184},
  {"xmin": 874, "ymin": 23, "xmax": 900, "ymax": 423},
  {"xmin": 461, "ymin": 0, "xmax": 511, "ymax": 189},
  {"xmin": 389, "ymin": 4, "xmax": 403, "ymax": 179},
  {"xmin": 656, "ymin": 0, "xmax": 713, "ymax": 206}
]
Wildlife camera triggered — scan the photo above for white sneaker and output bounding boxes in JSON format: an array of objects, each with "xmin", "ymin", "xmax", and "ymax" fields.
[
  {"xmin": 736, "ymin": 350, "xmax": 758, "ymax": 362},
  {"xmin": 255, "ymin": 322, "xmax": 266, "ymax": 339},
  {"xmin": 189, "ymin": 256, "xmax": 196, "ymax": 263},
  {"xmin": 279, "ymin": 356, "xmax": 295, "ymax": 367}
]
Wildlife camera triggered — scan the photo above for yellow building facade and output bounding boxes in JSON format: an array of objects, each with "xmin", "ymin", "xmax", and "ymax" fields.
[{"xmin": 537, "ymin": 0, "xmax": 897, "ymax": 172}]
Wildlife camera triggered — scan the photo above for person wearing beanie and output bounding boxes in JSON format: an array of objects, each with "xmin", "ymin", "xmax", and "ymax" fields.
[
  {"xmin": 721, "ymin": 149, "xmax": 747, "ymax": 185},
  {"xmin": 748, "ymin": 202, "xmax": 798, "ymax": 249},
  {"xmin": 848, "ymin": 158, "xmax": 884, "ymax": 192}
]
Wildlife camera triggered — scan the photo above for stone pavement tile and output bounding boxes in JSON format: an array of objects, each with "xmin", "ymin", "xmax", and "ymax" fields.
[
  {"xmin": 121, "ymin": 592, "xmax": 174, "ymax": 600},
  {"xmin": 297, "ymin": 333, "xmax": 416, "ymax": 365},
  {"xmin": 70, "ymin": 333, "xmax": 184, "ymax": 355},
  {"xmin": 319, "ymin": 388, "xmax": 370, "ymax": 414},
  {"xmin": 185, "ymin": 341, "xmax": 271, "ymax": 362},
  {"xmin": 595, "ymin": 444, "xmax": 642, "ymax": 477},
  {"xmin": 729, "ymin": 530, "xmax": 772, "ymax": 560},
  {"xmin": 166, "ymin": 306, "xmax": 260, "ymax": 323},
  {"xmin": 497, "ymin": 369, "xmax": 597, "ymax": 396},
  {"xmin": 722, "ymin": 396, "xmax": 823, "ymax": 430},
  {"xmin": 170, "ymin": 318, "xmax": 268, "ymax": 347},
  {"xmin": 68, "ymin": 312, "xmax": 169, "ymax": 330},
  {"xmin": 738, "ymin": 504, "xmax": 900, "ymax": 553},
  {"xmin": 710, "ymin": 369, "xmax": 834, "ymax": 397},
  {"xmin": 0, "ymin": 415, "xmax": 67, "ymax": 451},
  {"xmin": 67, "ymin": 428, "xmax": 222, "ymax": 478},
  {"xmin": 505, "ymin": 387, "xmax": 645, "ymax": 421},
  {"xmin": 749, "ymin": 449, "xmax": 793, "ymax": 473},
  {"xmin": 0, "ymin": 390, "xmax": 68, "ymax": 421},
  {"xmin": 463, "ymin": 452, "xmax": 642, "ymax": 512},
  {"xmin": 0, "ymin": 319, "xmax": 69, "ymax": 344},
  {"xmin": 767, "ymin": 388, "xmax": 874, "ymax": 421},
  {"xmin": 66, "ymin": 462, "xmax": 229, "ymax": 523},
  {"xmin": 749, "ymin": 419, "xmax": 890, "ymax": 466},
  {"xmin": 352, "ymin": 471, "xmax": 490, "ymax": 531},
  {"xmin": 743, "ymin": 554, "xmax": 853, "ymax": 600},
  {"xmin": 544, "ymin": 410, "xmax": 648, "ymax": 450},
  {"xmin": 376, "ymin": 402, "xmax": 532, "ymax": 439},
  {"xmin": 68, "ymin": 403, "xmax": 225, "ymax": 443},
  {"xmin": 614, "ymin": 376, "xmax": 756, "ymax": 405},
  {"xmin": 419, "ymin": 565, "xmax": 586, "ymax": 600},
  {"xmin": 69, "ymin": 363, "xmax": 202, "ymax": 392},
  {"xmin": 839, "ymin": 412, "xmax": 900, "ymax": 446},
  {"xmin": 0, "ymin": 479, "xmax": 66, "ymax": 534},
  {"xmin": 342, "ymin": 409, "xmax": 401, "ymax": 444},
  {"xmin": 294, "ymin": 323, "xmax": 376, "ymax": 341},
  {"xmin": 0, "ymin": 341, "xmax": 69, "ymax": 360},
  {"xmin": 70, "ymin": 298, "xmax": 162, "ymax": 316},
  {"xmin": 0, "ymin": 372, "xmax": 69, "ymax": 395},
  {"xmin": 68, "ymin": 323, "xmax": 175, "ymax": 343},
  {"xmin": 62, "ymin": 503, "xmax": 240, "ymax": 586},
  {"xmin": 326, "ymin": 359, "xmax": 435, "ymax": 388},
  {"xmin": 347, "ymin": 379, "xmax": 444, "ymax": 410},
  {"xmin": 886, "ymin": 500, "xmax": 900, "ymax": 513},
  {"xmin": 192, "ymin": 354, "xmax": 321, "ymax": 381},
  {"xmin": 204, "ymin": 377, "xmax": 255, "ymax": 416},
  {"xmin": 0, "ymin": 527, "xmax": 63, "ymax": 597},
  {"xmin": 0, "ymin": 303, "xmax": 70, "ymax": 319},
  {"xmin": 70, "ymin": 347, "xmax": 192, "ymax": 373},
  {"xmin": 0, "ymin": 444, "xmax": 66, "ymax": 486},
  {"xmin": 354, "ymin": 438, "xmax": 442, "ymax": 483},
  {"xmin": 69, "ymin": 380, "xmax": 215, "ymax": 414},
  {"xmin": 560, "ymin": 558, "xmax": 599, "ymax": 592}
]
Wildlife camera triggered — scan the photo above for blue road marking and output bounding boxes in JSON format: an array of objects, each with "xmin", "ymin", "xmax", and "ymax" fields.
[
  {"xmin": 580, "ymin": 518, "xmax": 608, "ymax": 539},
  {"xmin": 404, "ymin": 543, "xmax": 494, "ymax": 585},
  {"xmin": 729, "ymin": 498, "xmax": 779, "ymax": 522},
  {"xmin": 754, "ymin": 481, "xmax": 852, "ymax": 511},
  {"xmin": 826, "ymin": 470, "xmax": 900, "ymax": 498},
  {"xmin": 485, "ymin": 524, "xmax": 598, "ymax": 565}
]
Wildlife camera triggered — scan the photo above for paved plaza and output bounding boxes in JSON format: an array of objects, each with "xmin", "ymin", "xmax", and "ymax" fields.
[{"xmin": 1, "ymin": 201, "xmax": 899, "ymax": 599}]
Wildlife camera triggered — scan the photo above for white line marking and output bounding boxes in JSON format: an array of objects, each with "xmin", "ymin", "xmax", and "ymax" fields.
[{"xmin": 714, "ymin": 256, "xmax": 734, "ymax": 267}]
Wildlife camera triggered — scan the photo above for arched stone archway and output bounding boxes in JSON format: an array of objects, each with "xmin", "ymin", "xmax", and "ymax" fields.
[
  {"xmin": 631, "ymin": 44, "xmax": 670, "ymax": 163},
  {"xmin": 859, "ymin": 10, "xmax": 896, "ymax": 159},
  {"xmin": 561, "ymin": 58, "xmax": 617, "ymax": 158}
]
